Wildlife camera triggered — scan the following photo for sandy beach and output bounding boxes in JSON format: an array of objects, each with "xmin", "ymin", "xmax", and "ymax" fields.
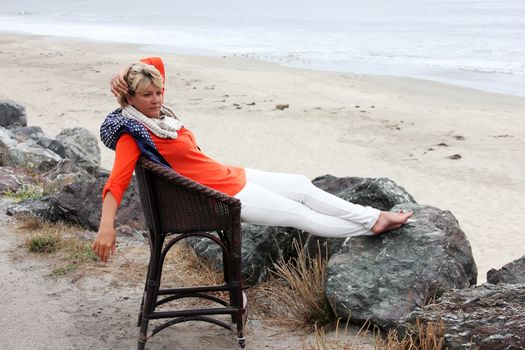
[{"xmin": 1, "ymin": 32, "xmax": 524, "ymax": 283}]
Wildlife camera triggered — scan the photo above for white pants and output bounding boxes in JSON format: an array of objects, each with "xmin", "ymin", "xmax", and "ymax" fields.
[{"xmin": 234, "ymin": 168, "xmax": 381, "ymax": 238}]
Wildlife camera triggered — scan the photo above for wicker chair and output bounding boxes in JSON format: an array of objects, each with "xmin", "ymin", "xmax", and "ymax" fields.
[{"xmin": 134, "ymin": 157, "xmax": 246, "ymax": 349}]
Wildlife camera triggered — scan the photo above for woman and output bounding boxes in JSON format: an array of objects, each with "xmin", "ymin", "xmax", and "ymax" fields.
[{"xmin": 92, "ymin": 58, "xmax": 412, "ymax": 262}]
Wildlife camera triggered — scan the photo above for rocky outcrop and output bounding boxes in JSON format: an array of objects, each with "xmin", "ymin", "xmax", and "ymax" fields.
[
  {"xmin": 0, "ymin": 100, "xmax": 27, "ymax": 129},
  {"xmin": 326, "ymin": 203, "xmax": 477, "ymax": 329},
  {"xmin": 7, "ymin": 174, "xmax": 144, "ymax": 231},
  {"xmin": 487, "ymin": 255, "xmax": 525, "ymax": 284},
  {"xmin": 39, "ymin": 159, "xmax": 91, "ymax": 194},
  {"xmin": 54, "ymin": 128, "xmax": 101, "ymax": 175},
  {"xmin": 305, "ymin": 176, "xmax": 417, "ymax": 259},
  {"xmin": 0, "ymin": 127, "xmax": 62, "ymax": 171},
  {"xmin": 402, "ymin": 283, "xmax": 525, "ymax": 350},
  {"xmin": 188, "ymin": 224, "xmax": 303, "ymax": 285},
  {"xmin": 0, "ymin": 166, "xmax": 36, "ymax": 194}
]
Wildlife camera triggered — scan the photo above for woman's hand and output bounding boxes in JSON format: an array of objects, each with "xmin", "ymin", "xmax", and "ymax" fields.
[
  {"xmin": 93, "ymin": 192, "xmax": 118, "ymax": 262},
  {"xmin": 92, "ymin": 225, "xmax": 116, "ymax": 263},
  {"xmin": 110, "ymin": 64, "xmax": 132, "ymax": 98}
]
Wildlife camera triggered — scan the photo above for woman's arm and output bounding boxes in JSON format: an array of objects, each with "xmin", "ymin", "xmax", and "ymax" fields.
[
  {"xmin": 92, "ymin": 134, "xmax": 141, "ymax": 262},
  {"xmin": 92, "ymin": 192, "xmax": 118, "ymax": 262},
  {"xmin": 110, "ymin": 64, "xmax": 132, "ymax": 98},
  {"xmin": 109, "ymin": 57, "xmax": 166, "ymax": 98}
]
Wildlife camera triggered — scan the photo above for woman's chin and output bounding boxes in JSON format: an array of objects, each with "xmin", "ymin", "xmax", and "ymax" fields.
[{"xmin": 145, "ymin": 110, "xmax": 161, "ymax": 118}]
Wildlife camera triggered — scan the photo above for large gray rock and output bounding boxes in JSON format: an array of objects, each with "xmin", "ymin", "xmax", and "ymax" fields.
[
  {"xmin": 487, "ymin": 255, "xmax": 525, "ymax": 284},
  {"xmin": 11, "ymin": 126, "xmax": 44, "ymax": 141},
  {"xmin": 305, "ymin": 176, "xmax": 417, "ymax": 259},
  {"xmin": 39, "ymin": 159, "xmax": 92, "ymax": 194},
  {"xmin": 312, "ymin": 176, "xmax": 416, "ymax": 209},
  {"xmin": 188, "ymin": 224, "xmax": 303, "ymax": 285},
  {"xmin": 0, "ymin": 100, "xmax": 27, "ymax": 129},
  {"xmin": 402, "ymin": 283, "xmax": 525, "ymax": 350},
  {"xmin": 0, "ymin": 127, "xmax": 62, "ymax": 171},
  {"xmin": 7, "ymin": 174, "xmax": 145, "ymax": 230},
  {"xmin": 325, "ymin": 203, "xmax": 477, "ymax": 329},
  {"xmin": 55, "ymin": 128, "xmax": 101, "ymax": 175}
]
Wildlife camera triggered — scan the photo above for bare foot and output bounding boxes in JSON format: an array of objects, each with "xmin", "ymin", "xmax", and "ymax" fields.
[{"xmin": 371, "ymin": 211, "xmax": 413, "ymax": 235}]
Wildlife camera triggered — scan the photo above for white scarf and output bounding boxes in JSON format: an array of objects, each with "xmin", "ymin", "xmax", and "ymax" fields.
[{"xmin": 123, "ymin": 104, "xmax": 183, "ymax": 139}]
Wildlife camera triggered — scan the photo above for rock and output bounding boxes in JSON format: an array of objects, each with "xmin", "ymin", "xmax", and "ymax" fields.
[
  {"xmin": 0, "ymin": 100, "xmax": 27, "ymax": 129},
  {"xmin": 305, "ymin": 176, "xmax": 417, "ymax": 259},
  {"xmin": 325, "ymin": 203, "xmax": 477, "ymax": 329},
  {"xmin": 39, "ymin": 159, "xmax": 92, "ymax": 194},
  {"xmin": 402, "ymin": 283, "xmax": 525, "ymax": 350},
  {"xmin": 487, "ymin": 255, "xmax": 525, "ymax": 284},
  {"xmin": 11, "ymin": 126, "xmax": 44, "ymax": 141},
  {"xmin": 36, "ymin": 135, "xmax": 56, "ymax": 149},
  {"xmin": 188, "ymin": 224, "xmax": 303, "ymax": 285},
  {"xmin": 275, "ymin": 104, "xmax": 289, "ymax": 110},
  {"xmin": 0, "ymin": 166, "xmax": 36, "ymax": 194},
  {"xmin": 7, "ymin": 174, "xmax": 145, "ymax": 230},
  {"xmin": 55, "ymin": 127, "xmax": 101, "ymax": 175},
  {"xmin": 312, "ymin": 175, "xmax": 416, "ymax": 210},
  {"xmin": 0, "ymin": 126, "xmax": 62, "ymax": 171}
]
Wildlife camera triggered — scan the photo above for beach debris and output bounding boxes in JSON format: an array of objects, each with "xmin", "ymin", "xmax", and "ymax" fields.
[
  {"xmin": 360, "ymin": 110, "xmax": 366, "ymax": 113},
  {"xmin": 275, "ymin": 104, "xmax": 289, "ymax": 110},
  {"xmin": 245, "ymin": 102, "xmax": 256, "ymax": 106},
  {"xmin": 453, "ymin": 135, "xmax": 466, "ymax": 140},
  {"xmin": 437, "ymin": 142, "xmax": 449, "ymax": 147},
  {"xmin": 448, "ymin": 154, "xmax": 462, "ymax": 160},
  {"xmin": 491, "ymin": 134, "xmax": 513, "ymax": 138},
  {"xmin": 203, "ymin": 85, "xmax": 215, "ymax": 90},
  {"xmin": 354, "ymin": 105, "xmax": 360, "ymax": 108},
  {"xmin": 327, "ymin": 203, "xmax": 477, "ymax": 330},
  {"xmin": 370, "ymin": 105, "xmax": 375, "ymax": 108}
]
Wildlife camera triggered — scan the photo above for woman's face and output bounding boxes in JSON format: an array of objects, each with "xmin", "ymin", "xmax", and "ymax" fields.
[{"xmin": 127, "ymin": 83, "xmax": 163, "ymax": 118}]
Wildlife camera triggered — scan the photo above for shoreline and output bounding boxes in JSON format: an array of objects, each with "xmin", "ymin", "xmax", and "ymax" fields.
[
  {"xmin": 1, "ymin": 31, "xmax": 525, "ymax": 283},
  {"xmin": 4, "ymin": 29, "xmax": 525, "ymax": 98}
]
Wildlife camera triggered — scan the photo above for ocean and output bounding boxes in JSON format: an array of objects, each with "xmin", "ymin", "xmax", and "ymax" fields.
[{"xmin": 1, "ymin": 0, "xmax": 524, "ymax": 96}]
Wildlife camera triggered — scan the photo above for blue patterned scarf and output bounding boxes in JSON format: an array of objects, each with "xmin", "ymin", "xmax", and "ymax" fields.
[{"xmin": 100, "ymin": 108, "xmax": 171, "ymax": 167}]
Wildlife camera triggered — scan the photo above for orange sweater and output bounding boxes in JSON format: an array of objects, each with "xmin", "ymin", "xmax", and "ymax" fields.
[{"xmin": 103, "ymin": 128, "xmax": 246, "ymax": 205}]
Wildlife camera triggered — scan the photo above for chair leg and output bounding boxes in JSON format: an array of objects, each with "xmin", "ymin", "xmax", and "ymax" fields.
[
  {"xmin": 137, "ymin": 234, "xmax": 163, "ymax": 350},
  {"xmin": 138, "ymin": 229, "xmax": 157, "ymax": 326}
]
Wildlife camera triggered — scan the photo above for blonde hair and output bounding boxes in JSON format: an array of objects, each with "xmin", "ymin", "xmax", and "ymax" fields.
[{"xmin": 118, "ymin": 63, "xmax": 163, "ymax": 107}]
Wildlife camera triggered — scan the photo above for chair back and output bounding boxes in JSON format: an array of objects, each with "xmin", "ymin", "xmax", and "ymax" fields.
[{"xmin": 134, "ymin": 157, "xmax": 242, "ymax": 236}]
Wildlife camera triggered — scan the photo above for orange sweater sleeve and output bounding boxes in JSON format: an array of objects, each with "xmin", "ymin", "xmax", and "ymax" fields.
[{"xmin": 102, "ymin": 133, "xmax": 141, "ymax": 206}]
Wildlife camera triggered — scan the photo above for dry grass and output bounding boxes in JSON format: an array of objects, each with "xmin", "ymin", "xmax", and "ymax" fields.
[
  {"xmin": 163, "ymin": 240, "xmax": 224, "ymax": 288},
  {"xmin": 18, "ymin": 215, "xmax": 98, "ymax": 275},
  {"xmin": 304, "ymin": 318, "xmax": 446, "ymax": 350},
  {"xmin": 374, "ymin": 318, "xmax": 446, "ymax": 350},
  {"xmin": 271, "ymin": 238, "xmax": 335, "ymax": 326},
  {"xmin": 306, "ymin": 318, "xmax": 370, "ymax": 350}
]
